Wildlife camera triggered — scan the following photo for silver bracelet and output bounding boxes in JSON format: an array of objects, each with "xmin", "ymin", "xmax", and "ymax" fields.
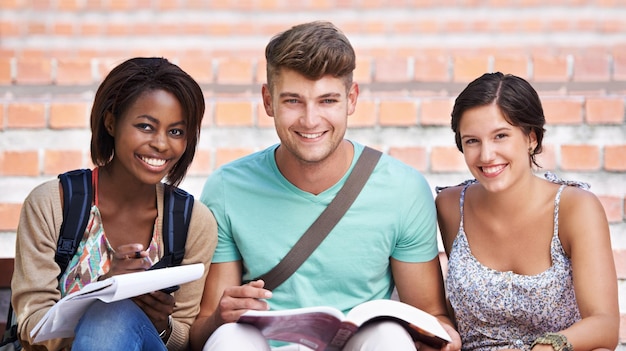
[{"xmin": 158, "ymin": 315, "xmax": 173, "ymax": 341}]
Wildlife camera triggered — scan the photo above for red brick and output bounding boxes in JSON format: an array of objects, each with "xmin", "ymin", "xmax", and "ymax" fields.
[
  {"xmin": 57, "ymin": 0, "xmax": 82, "ymax": 10},
  {"xmin": 431, "ymin": 146, "xmax": 466, "ymax": 172},
  {"xmin": 379, "ymin": 100, "xmax": 416, "ymax": 126},
  {"xmin": 0, "ymin": 20, "xmax": 20, "ymax": 37},
  {"xmin": 43, "ymin": 150, "xmax": 84, "ymax": 175},
  {"xmin": 178, "ymin": 58, "xmax": 214, "ymax": 84},
  {"xmin": 560, "ymin": 144, "xmax": 600, "ymax": 171},
  {"xmin": 542, "ymin": 98, "xmax": 583, "ymax": 125},
  {"xmin": 55, "ymin": 59, "xmax": 94, "ymax": 85},
  {"xmin": 420, "ymin": 98, "xmax": 453, "ymax": 126},
  {"xmin": 614, "ymin": 52, "xmax": 626, "ymax": 81},
  {"xmin": 188, "ymin": 149, "xmax": 211, "ymax": 175},
  {"xmin": 201, "ymin": 102, "xmax": 213, "ymax": 128},
  {"xmin": 349, "ymin": 100, "xmax": 376, "ymax": 127},
  {"xmin": 532, "ymin": 55, "xmax": 569, "ymax": 82},
  {"xmin": 535, "ymin": 144, "xmax": 557, "ymax": 171},
  {"xmin": 216, "ymin": 58, "xmax": 254, "ymax": 85},
  {"xmin": 16, "ymin": 58, "xmax": 53, "ymax": 84},
  {"xmin": 256, "ymin": 103, "xmax": 273, "ymax": 128},
  {"xmin": 79, "ymin": 21, "xmax": 103, "ymax": 36},
  {"xmin": 7, "ymin": 103, "xmax": 46, "ymax": 128},
  {"xmin": 105, "ymin": 22, "xmax": 131, "ymax": 36},
  {"xmin": 52, "ymin": 21, "xmax": 75, "ymax": 35},
  {"xmin": 597, "ymin": 195, "xmax": 624, "ymax": 223},
  {"xmin": 373, "ymin": 57, "xmax": 409, "ymax": 83},
  {"xmin": 492, "ymin": 55, "xmax": 529, "ymax": 79},
  {"xmin": 414, "ymin": 55, "xmax": 450, "ymax": 82},
  {"xmin": 256, "ymin": 59, "xmax": 267, "ymax": 85},
  {"xmin": 109, "ymin": 0, "xmax": 132, "ymax": 10},
  {"xmin": 388, "ymin": 146, "xmax": 427, "ymax": 172},
  {"xmin": 214, "ymin": 101, "xmax": 253, "ymax": 127},
  {"xmin": 215, "ymin": 147, "xmax": 254, "ymax": 168},
  {"xmin": 572, "ymin": 53, "xmax": 611, "ymax": 82},
  {"xmin": 604, "ymin": 145, "xmax": 626, "ymax": 171},
  {"xmin": 0, "ymin": 0, "xmax": 20, "ymax": 9},
  {"xmin": 0, "ymin": 203, "xmax": 21, "ymax": 231},
  {"xmin": 27, "ymin": 21, "xmax": 47, "ymax": 35},
  {"xmin": 452, "ymin": 55, "xmax": 489, "ymax": 83},
  {"xmin": 49, "ymin": 102, "xmax": 89, "ymax": 129},
  {"xmin": 0, "ymin": 58, "xmax": 12, "ymax": 84},
  {"xmin": 585, "ymin": 97, "xmax": 624, "ymax": 124},
  {"xmin": 0, "ymin": 151, "xmax": 39, "ymax": 176}
]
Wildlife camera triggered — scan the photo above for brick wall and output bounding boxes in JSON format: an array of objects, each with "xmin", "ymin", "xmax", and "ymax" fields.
[{"xmin": 1, "ymin": 0, "xmax": 625, "ymax": 347}]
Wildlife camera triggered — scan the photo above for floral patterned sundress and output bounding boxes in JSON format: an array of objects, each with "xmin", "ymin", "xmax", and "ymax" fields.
[{"xmin": 446, "ymin": 174, "xmax": 584, "ymax": 350}]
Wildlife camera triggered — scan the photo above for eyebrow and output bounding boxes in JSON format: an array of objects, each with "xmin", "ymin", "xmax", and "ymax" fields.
[
  {"xmin": 136, "ymin": 115, "xmax": 186, "ymax": 127},
  {"xmin": 278, "ymin": 92, "xmax": 342, "ymax": 99},
  {"xmin": 461, "ymin": 126, "xmax": 511, "ymax": 139}
]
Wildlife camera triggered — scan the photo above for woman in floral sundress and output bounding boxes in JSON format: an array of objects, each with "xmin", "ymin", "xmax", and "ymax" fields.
[{"xmin": 435, "ymin": 72, "xmax": 618, "ymax": 351}]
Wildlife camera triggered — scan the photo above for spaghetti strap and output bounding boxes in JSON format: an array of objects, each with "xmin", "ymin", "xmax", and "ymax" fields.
[{"xmin": 458, "ymin": 180, "xmax": 476, "ymax": 231}]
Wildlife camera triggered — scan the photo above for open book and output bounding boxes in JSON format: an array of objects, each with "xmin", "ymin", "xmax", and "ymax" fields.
[
  {"xmin": 238, "ymin": 299, "xmax": 451, "ymax": 350},
  {"xmin": 30, "ymin": 263, "xmax": 204, "ymax": 343}
]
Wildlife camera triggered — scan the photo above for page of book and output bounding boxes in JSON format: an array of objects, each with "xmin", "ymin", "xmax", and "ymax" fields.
[
  {"xmin": 238, "ymin": 299, "xmax": 451, "ymax": 350},
  {"xmin": 31, "ymin": 263, "xmax": 204, "ymax": 343}
]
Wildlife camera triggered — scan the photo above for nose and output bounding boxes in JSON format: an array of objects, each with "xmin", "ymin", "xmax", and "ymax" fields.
[
  {"xmin": 150, "ymin": 131, "xmax": 168, "ymax": 152},
  {"xmin": 479, "ymin": 141, "xmax": 495, "ymax": 163},
  {"xmin": 300, "ymin": 104, "xmax": 320, "ymax": 128}
]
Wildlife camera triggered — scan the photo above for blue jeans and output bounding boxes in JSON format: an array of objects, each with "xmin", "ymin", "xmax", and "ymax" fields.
[{"xmin": 72, "ymin": 299, "xmax": 167, "ymax": 351}]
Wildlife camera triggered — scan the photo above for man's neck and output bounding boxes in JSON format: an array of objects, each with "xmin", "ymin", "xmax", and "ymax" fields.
[{"xmin": 275, "ymin": 140, "xmax": 354, "ymax": 195}]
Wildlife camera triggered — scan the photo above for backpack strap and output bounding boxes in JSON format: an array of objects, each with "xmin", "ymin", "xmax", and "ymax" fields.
[
  {"xmin": 160, "ymin": 185, "xmax": 194, "ymax": 267},
  {"xmin": 56, "ymin": 169, "xmax": 93, "ymax": 279}
]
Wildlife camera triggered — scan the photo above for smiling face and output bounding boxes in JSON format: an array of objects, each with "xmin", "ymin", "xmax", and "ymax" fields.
[
  {"xmin": 459, "ymin": 103, "xmax": 537, "ymax": 192},
  {"xmin": 262, "ymin": 68, "xmax": 358, "ymax": 165},
  {"xmin": 104, "ymin": 89, "xmax": 187, "ymax": 185}
]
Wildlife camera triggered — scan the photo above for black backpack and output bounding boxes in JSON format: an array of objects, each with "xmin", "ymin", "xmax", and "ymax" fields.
[{"xmin": 1, "ymin": 169, "xmax": 194, "ymax": 349}]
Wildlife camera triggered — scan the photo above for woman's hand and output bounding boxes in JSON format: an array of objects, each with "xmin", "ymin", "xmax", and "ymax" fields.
[
  {"xmin": 98, "ymin": 243, "xmax": 151, "ymax": 280},
  {"xmin": 133, "ymin": 290, "xmax": 176, "ymax": 338},
  {"xmin": 415, "ymin": 322, "xmax": 461, "ymax": 351}
]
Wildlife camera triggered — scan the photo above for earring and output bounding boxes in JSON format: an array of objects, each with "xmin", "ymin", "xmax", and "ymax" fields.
[{"xmin": 528, "ymin": 147, "xmax": 534, "ymax": 156}]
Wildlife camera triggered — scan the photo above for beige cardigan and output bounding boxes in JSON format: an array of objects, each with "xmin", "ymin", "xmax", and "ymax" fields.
[{"xmin": 11, "ymin": 179, "xmax": 217, "ymax": 351}]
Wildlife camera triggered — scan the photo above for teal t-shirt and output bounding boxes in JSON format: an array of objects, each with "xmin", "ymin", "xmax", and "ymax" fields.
[{"xmin": 200, "ymin": 141, "xmax": 438, "ymax": 315}]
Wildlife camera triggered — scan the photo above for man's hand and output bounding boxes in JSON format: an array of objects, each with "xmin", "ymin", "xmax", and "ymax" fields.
[{"xmin": 214, "ymin": 279, "xmax": 273, "ymax": 326}]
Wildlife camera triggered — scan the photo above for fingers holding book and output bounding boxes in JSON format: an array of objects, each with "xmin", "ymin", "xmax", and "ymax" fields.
[{"xmin": 216, "ymin": 280, "xmax": 273, "ymax": 324}]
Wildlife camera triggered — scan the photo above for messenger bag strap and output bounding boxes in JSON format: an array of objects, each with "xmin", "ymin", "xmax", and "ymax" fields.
[{"xmin": 258, "ymin": 146, "xmax": 382, "ymax": 291}]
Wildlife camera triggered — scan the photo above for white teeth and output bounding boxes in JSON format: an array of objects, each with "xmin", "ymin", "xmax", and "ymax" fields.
[
  {"xmin": 482, "ymin": 165, "xmax": 504, "ymax": 174},
  {"xmin": 142, "ymin": 157, "xmax": 166, "ymax": 167},
  {"xmin": 299, "ymin": 132, "xmax": 323, "ymax": 139}
]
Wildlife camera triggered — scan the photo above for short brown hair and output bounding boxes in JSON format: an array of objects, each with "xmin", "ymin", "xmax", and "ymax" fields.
[
  {"xmin": 265, "ymin": 21, "xmax": 356, "ymax": 91},
  {"xmin": 90, "ymin": 57, "xmax": 205, "ymax": 186}
]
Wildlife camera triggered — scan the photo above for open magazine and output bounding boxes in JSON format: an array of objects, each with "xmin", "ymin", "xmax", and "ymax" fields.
[
  {"xmin": 238, "ymin": 299, "xmax": 451, "ymax": 350},
  {"xmin": 30, "ymin": 263, "xmax": 204, "ymax": 343}
]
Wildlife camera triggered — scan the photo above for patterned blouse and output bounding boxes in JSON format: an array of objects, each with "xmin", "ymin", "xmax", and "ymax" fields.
[
  {"xmin": 58, "ymin": 168, "xmax": 162, "ymax": 296},
  {"xmin": 445, "ymin": 174, "xmax": 584, "ymax": 350}
]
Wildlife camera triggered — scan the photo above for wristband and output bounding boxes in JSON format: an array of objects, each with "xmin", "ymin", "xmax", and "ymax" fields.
[
  {"xmin": 158, "ymin": 315, "xmax": 172, "ymax": 341},
  {"xmin": 530, "ymin": 332, "xmax": 573, "ymax": 351}
]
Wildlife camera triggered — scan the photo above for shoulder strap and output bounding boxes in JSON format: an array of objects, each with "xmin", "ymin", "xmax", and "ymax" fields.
[
  {"xmin": 160, "ymin": 185, "xmax": 194, "ymax": 267},
  {"xmin": 56, "ymin": 169, "xmax": 93, "ymax": 279},
  {"xmin": 257, "ymin": 146, "xmax": 382, "ymax": 291}
]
